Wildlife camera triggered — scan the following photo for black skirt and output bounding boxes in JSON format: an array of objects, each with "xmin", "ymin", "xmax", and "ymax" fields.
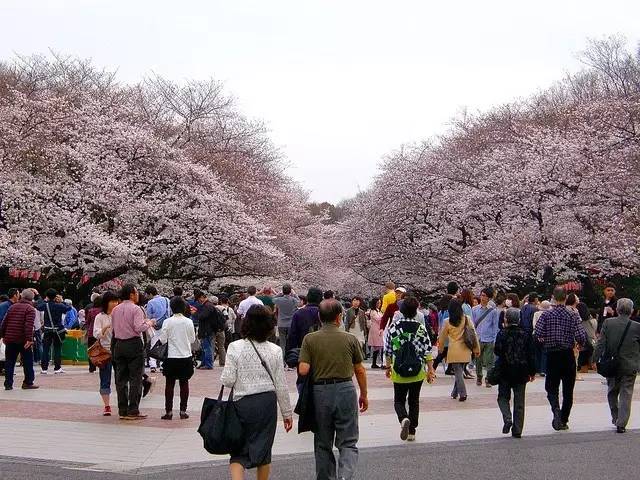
[
  {"xmin": 230, "ymin": 391, "xmax": 278, "ymax": 469},
  {"xmin": 162, "ymin": 357, "xmax": 194, "ymax": 380}
]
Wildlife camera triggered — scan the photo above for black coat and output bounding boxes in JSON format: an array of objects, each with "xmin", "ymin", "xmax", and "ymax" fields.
[
  {"xmin": 194, "ymin": 302, "xmax": 224, "ymax": 339},
  {"xmin": 494, "ymin": 326, "xmax": 536, "ymax": 385}
]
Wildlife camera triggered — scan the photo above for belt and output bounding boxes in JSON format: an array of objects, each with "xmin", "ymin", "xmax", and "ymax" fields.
[{"xmin": 314, "ymin": 378, "xmax": 351, "ymax": 385}]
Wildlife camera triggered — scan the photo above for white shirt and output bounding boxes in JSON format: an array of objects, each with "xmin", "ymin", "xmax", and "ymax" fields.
[
  {"xmin": 93, "ymin": 313, "xmax": 113, "ymax": 350},
  {"xmin": 158, "ymin": 314, "xmax": 196, "ymax": 359},
  {"xmin": 237, "ymin": 296, "xmax": 264, "ymax": 318},
  {"xmin": 221, "ymin": 339, "xmax": 293, "ymax": 419}
]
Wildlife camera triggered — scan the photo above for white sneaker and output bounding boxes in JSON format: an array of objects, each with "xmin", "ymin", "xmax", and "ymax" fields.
[
  {"xmin": 54, "ymin": 368, "xmax": 65, "ymax": 374},
  {"xmin": 407, "ymin": 434, "xmax": 416, "ymax": 442},
  {"xmin": 40, "ymin": 370, "xmax": 48, "ymax": 375},
  {"xmin": 400, "ymin": 418, "xmax": 410, "ymax": 441}
]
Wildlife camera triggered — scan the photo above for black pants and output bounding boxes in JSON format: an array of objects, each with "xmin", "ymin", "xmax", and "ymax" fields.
[
  {"xmin": 497, "ymin": 382, "xmax": 526, "ymax": 435},
  {"xmin": 545, "ymin": 349, "xmax": 576, "ymax": 424},
  {"xmin": 87, "ymin": 336, "xmax": 97, "ymax": 372},
  {"xmin": 393, "ymin": 380, "xmax": 423, "ymax": 434},
  {"xmin": 165, "ymin": 377, "xmax": 189, "ymax": 412},
  {"xmin": 113, "ymin": 337, "xmax": 145, "ymax": 417},
  {"xmin": 41, "ymin": 331, "xmax": 63, "ymax": 371}
]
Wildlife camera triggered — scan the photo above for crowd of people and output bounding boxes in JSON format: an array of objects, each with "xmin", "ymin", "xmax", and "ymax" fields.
[{"xmin": 0, "ymin": 279, "xmax": 639, "ymax": 480}]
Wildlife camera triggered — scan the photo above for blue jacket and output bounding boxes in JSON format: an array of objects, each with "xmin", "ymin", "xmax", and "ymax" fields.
[
  {"xmin": 0, "ymin": 300, "xmax": 13, "ymax": 328},
  {"xmin": 37, "ymin": 301, "xmax": 72, "ymax": 329}
]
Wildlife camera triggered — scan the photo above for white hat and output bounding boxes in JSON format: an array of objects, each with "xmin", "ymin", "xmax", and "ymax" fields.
[
  {"xmin": 64, "ymin": 299, "xmax": 73, "ymax": 305},
  {"xmin": 90, "ymin": 293, "xmax": 100, "ymax": 302},
  {"xmin": 395, "ymin": 287, "xmax": 407, "ymax": 293},
  {"xmin": 210, "ymin": 295, "xmax": 219, "ymax": 305}
]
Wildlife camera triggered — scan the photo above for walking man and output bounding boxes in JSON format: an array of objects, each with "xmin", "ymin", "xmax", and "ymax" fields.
[
  {"xmin": 273, "ymin": 284, "xmax": 299, "ymax": 366},
  {"xmin": 111, "ymin": 284, "xmax": 155, "ymax": 420},
  {"xmin": 471, "ymin": 287, "xmax": 500, "ymax": 387},
  {"xmin": 535, "ymin": 287, "xmax": 587, "ymax": 430},
  {"xmin": 595, "ymin": 298, "xmax": 640, "ymax": 433},
  {"xmin": 298, "ymin": 299, "xmax": 368, "ymax": 480},
  {"xmin": 0, "ymin": 289, "xmax": 39, "ymax": 390},
  {"xmin": 193, "ymin": 290, "xmax": 224, "ymax": 370}
]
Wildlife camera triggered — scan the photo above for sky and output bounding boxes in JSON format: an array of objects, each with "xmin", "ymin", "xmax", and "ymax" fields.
[{"xmin": 1, "ymin": 1, "xmax": 639, "ymax": 203}]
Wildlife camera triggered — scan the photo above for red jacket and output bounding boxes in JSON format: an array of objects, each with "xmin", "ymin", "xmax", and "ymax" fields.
[{"xmin": 0, "ymin": 300, "xmax": 36, "ymax": 344}]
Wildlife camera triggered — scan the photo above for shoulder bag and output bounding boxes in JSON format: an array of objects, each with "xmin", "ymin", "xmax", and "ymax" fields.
[
  {"xmin": 462, "ymin": 317, "xmax": 478, "ymax": 351},
  {"xmin": 597, "ymin": 320, "xmax": 632, "ymax": 378},
  {"xmin": 44, "ymin": 303, "xmax": 67, "ymax": 342},
  {"xmin": 248, "ymin": 339, "xmax": 276, "ymax": 386}
]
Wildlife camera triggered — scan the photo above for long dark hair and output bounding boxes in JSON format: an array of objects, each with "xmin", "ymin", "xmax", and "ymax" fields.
[{"xmin": 448, "ymin": 298, "xmax": 464, "ymax": 327}]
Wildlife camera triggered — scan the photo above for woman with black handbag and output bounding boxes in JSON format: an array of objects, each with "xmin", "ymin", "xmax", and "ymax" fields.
[
  {"xmin": 221, "ymin": 304, "xmax": 293, "ymax": 480},
  {"xmin": 158, "ymin": 296, "xmax": 196, "ymax": 420}
]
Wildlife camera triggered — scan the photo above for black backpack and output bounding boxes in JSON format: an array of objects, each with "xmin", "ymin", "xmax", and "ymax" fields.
[{"xmin": 394, "ymin": 335, "xmax": 423, "ymax": 378}]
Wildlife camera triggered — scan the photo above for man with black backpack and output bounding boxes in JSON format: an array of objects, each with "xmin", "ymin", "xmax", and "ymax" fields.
[
  {"xmin": 193, "ymin": 290, "xmax": 225, "ymax": 370},
  {"xmin": 383, "ymin": 296, "xmax": 435, "ymax": 442}
]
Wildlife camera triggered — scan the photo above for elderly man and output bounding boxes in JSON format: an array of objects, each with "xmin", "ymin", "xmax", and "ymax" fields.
[
  {"xmin": 595, "ymin": 298, "xmax": 640, "ymax": 433},
  {"xmin": 298, "ymin": 299, "xmax": 368, "ymax": 480},
  {"xmin": 0, "ymin": 289, "xmax": 39, "ymax": 390}
]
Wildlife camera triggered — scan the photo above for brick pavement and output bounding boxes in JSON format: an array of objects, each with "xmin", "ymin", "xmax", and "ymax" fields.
[{"xmin": 0, "ymin": 365, "xmax": 637, "ymax": 472}]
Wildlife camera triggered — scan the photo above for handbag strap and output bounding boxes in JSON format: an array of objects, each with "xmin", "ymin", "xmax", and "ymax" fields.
[
  {"xmin": 45, "ymin": 302, "xmax": 54, "ymax": 328},
  {"xmin": 248, "ymin": 339, "xmax": 275, "ymax": 387},
  {"xmin": 615, "ymin": 321, "xmax": 632, "ymax": 354}
]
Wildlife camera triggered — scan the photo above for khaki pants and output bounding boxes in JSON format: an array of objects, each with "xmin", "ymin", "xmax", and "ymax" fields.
[{"xmin": 214, "ymin": 331, "xmax": 226, "ymax": 367}]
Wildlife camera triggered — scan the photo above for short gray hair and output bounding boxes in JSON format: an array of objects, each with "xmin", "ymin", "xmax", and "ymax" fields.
[
  {"xmin": 505, "ymin": 307, "xmax": 521, "ymax": 326},
  {"xmin": 20, "ymin": 289, "xmax": 35, "ymax": 301},
  {"xmin": 617, "ymin": 298, "xmax": 634, "ymax": 317}
]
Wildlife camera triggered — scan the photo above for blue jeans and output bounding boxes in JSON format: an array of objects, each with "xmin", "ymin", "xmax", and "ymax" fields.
[
  {"xmin": 201, "ymin": 337, "xmax": 213, "ymax": 368},
  {"xmin": 4, "ymin": 342, "xmax": 35, "ymax": 388},
  {"xmin": 99, "ymin": 360, "xmax": 113, "ymax": 395},
  {"xmin": 32, "ymin": 330, "xmax": 43, "ymax": 363}
]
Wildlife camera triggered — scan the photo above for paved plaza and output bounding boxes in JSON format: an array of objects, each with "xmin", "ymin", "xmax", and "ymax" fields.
[{"xmin": 0, "ymin": 365, "xmax": 638, "ymax": 476}]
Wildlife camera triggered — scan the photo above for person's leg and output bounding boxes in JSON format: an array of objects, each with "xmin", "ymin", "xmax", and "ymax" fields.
[
  {"xmin": 229, "ymin": 463, "xmax": 245, "ymax": 480},
  {"xmin": 453, "ymin": 363, "xmax": 467, "ymax": 398},
  {"xmin": 3, "ymin": 343, "xmax": 19, "ymax": 389},
  {"xmin": 334, "ymin": 382, "xmax": 359, "ymax": 480},
  {"xmin": 33, "ymin": 330, "xmax": 42, "ymax": 363},
  {"xmin": 201, "ymin": 337, "xmax": 213, "ymax": 368},
  {"xmin": 393, "ymin": 382, "xmax": 409, "ymax": 423},
  {"xmin": 313, "ymin": 385, "xmax": 337, "ymax": 480},
  {"xmin": 407, "ymin": 381, "xmax": 423, "ymax": 434},
  {"xmin": 53, "ymin": 334, "xmax": 62, "ymax": 370},
  {"xmin": 616, "ymin": 375, "xmax": 636, "ymax": 429},
  {"xmin": 127, "ymin": 346, "xmax": 145, "ymax": 416},
  {"xmin": 560, "ymin": 350, "xmax": 576, "ymax": 425},
  {"xmin": 512, "ymin": 384, "xmax": 526, "ymax": 436},
  {"xmin": 99, "ymin": 361, "xmax": 112, "ymax": 407},
  {"xmin": 256, "ymin": 464, "xmax": 271, "ymax": 480},
  {"xmin": 179, "ymin": 378, "xmax": 189, "ymax": 413},
  {"xmin": 41, "ymin": 332, "xmax": 52, "ymax": 371},
  {"xmin": 475, "ymin": 344, "xmax": 485, "ymax": 382},
  {"xmin": 215, "ymin": 331, "xmax": 226, "ymax": 367},
  {"xmin": 278, "ymin": 327, "xmax": 288, "ymax": 365},
  {"xmin": 87, "ymin": 337, "xmax": 97, "ymax": 372},
  {"xmin": 371, "ymin": 350, "xmax": 379, "ymax": 367},
  {"xmin": 113, "ymin": 346, "xmax": 130, "ymax": 417},
  {"xmin": 607, "ymin": 377, "xmax": 621, "ymax": 425},
  {"xmin": 545, "ymin": 351, "xmax": 562, "ymax": 426},
  {"xmin": 20, "ymin": 345, "xmax": 35, "ymax": 386},
  {"xmin": 497, "ymin": 381, "xmax": 512, "ymax": 427},
  {"xmin": 482, "ymin": 343, "xmax": 495, "ymax": 385},
  {"xmin": 165, "ymin": 377, "xmax": 176, "ymax": 413}
]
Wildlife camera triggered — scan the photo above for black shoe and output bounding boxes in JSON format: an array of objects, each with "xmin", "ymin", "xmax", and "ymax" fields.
[
  {"xmin": 21, "ymin": 384, "xmax": 39, "ymax": 390},
  {"xmin": 142, "ymin": 380, "xmax": 152, "ymax": 398},
  {"xmin": 179, "ymin": 411, "xmax": 189, "ymax": 420},
  {"xmin": 371, "ymin": 364, "xmax": 381, "ymax": 369},
  {"xmin": 4, "ymin": 386, "xmax": 12, "ymax": 391},
  {"xmin": 459, "ymin": 396, "xmax": 467, "ymax": 402},
  {"xmin": 502, "ymin": 421, "xmax": 512, "ymax": 434},
  {"xmin": 512, "ymin": 433, "xmax": 522, "ymax": 438},
  {"xmin": 552, "ymin": 410, "xmax": 563, "ymax": 431},
  {"xmin": 559, "ymin": 423, "xmax": 569, "ymax": 431},
  {"xmin": 617, "ymin": 426, "xmax": 626, "ymax": 434},
  {"xmin": 161, "ymin": 412, "xmax": 173, "ymax": 420}
]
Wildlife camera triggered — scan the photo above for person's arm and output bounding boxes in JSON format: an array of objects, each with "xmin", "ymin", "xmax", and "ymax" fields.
[
  {"xmin": 574, "ymin": 314, "xmax": 588, "ymax": 347},
  {"xmin": 220, "ymin": 343, "xmax": 237, "ymax": 388},
  {"xmin": 534, "ymin": 313, "xmax": 546, "ymax": 343},
  {"xmin": 298, "ymin": 337, "xmax": 311, "ymax": 376},
  {"xmin": 437, "ymin": 321, "xmax": 449, "ymax": 349},
  {"xmin": 187, "ymin": 320, "xmax": 196, "ymax": 345},
  {"xmin": 146, "ymin": 300, "xmax": 158, "ymax": 320},
  {"xmin": 132, "ymin": 306, "xmax": 152, "ymax": 334},
  {"xmin": 272, "ymin": 350, "xmax": 293, "ymax": 426},
  {"xmin": 594, "ymin": 321, "xmax": 607, "ymax": 360},
  {"xmin": 383, "ymin": 324, "xmax": 393, "ymax": 369},
  {"xmin": 158, "ymin": 318, "xmax": 169, "ymax": 344},
  {"xmin": 93, "ymin": 315, "xmax": 104, "ymax": 340},
  {"xmin": 24, "ymin": 308, "xmax": 35, "ymax": 348},
  {"xmin": 354, "ymin": 363, "xmax": 368, "ymax": 412}
]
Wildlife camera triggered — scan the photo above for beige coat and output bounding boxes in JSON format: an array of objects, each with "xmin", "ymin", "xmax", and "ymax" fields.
[{"xmin": 437, "ymin": 316, "xmax": 481, "ymax": 364}]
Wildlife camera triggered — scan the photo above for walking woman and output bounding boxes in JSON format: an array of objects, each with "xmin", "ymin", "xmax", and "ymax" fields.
[
  {"xmin": 158, "ymin": 296, "xmax": 196, "ymax": 420},
  {"xmin": 221, "ymin": 305, "xmax": 293, "ymax": 480},
  {"xmin": 93, "ymin": 291, "xmax": 119, "ymax": 416},
  {"xmin": 437, "ymin": 299, "xmax": 480, "ymax": 401},
  {"xmin": 367, "ymin": 298, "xmax": 384, "ymax": 369},
  {"xmin": 384, "ymin": 296, "xmax": 435, "ymax": 441}
]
